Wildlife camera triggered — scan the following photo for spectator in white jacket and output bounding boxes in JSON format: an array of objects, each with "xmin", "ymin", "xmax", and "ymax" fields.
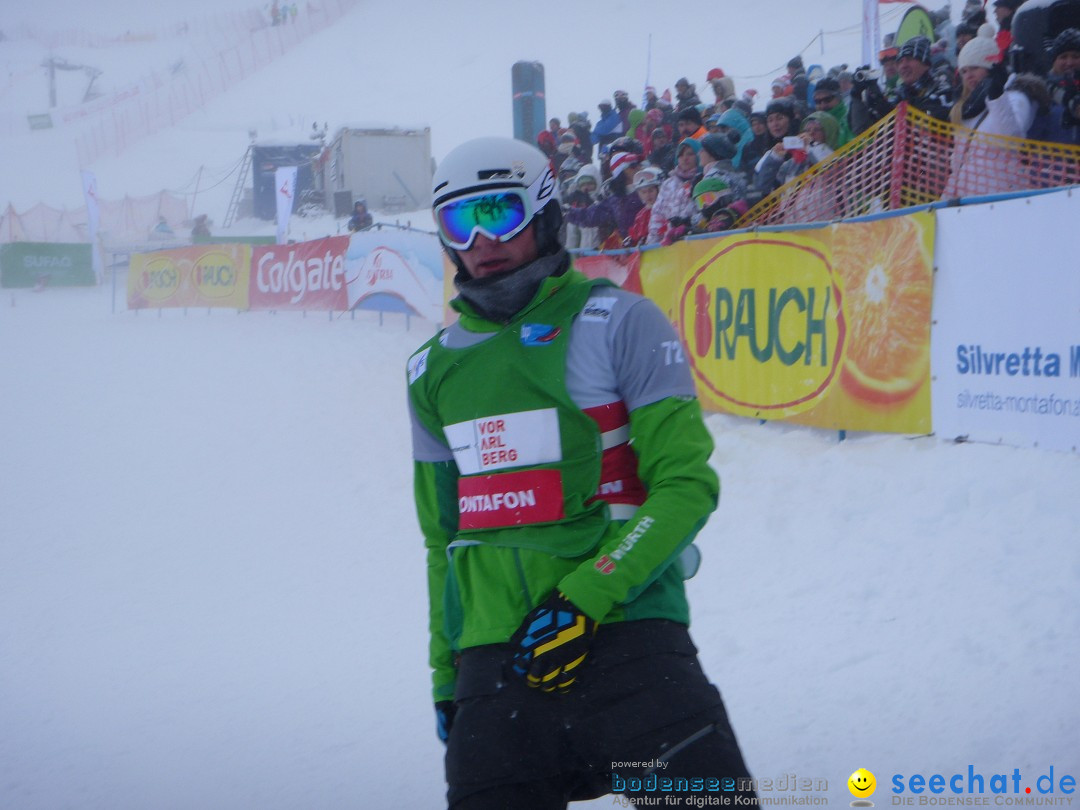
[
  {"xmin": 945, "ymin": 28, "xmax": 1056, "ymax": 197},
  {"xmin": 949, "ymin": 28, "xmax": 1032, "ymax": 136}
]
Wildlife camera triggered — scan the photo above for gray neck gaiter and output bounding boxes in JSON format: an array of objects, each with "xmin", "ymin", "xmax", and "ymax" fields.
[{"xmin": 454, "ymin": 250, "xmax": 570, "ymax": 324}]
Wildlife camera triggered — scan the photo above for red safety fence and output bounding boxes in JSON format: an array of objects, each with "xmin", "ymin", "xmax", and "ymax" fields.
[
  {"xmin": 739, "ymin": 103, "xmax": 1080, "ymax": 227},
  {"xmin": 66, "ymin": 0, "xmax": 359, "ymax": 166}
]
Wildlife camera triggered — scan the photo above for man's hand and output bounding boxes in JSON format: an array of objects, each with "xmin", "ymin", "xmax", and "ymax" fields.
[
  {"xmin": 435, "ymin": 700, "xmax": 456, "ymax": 744},
  {"xmin": 509, "ymin": 592, "xmax": 597, "ymax": 693}
]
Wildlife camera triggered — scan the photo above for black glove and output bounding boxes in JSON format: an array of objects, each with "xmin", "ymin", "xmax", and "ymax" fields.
[
  {"xmin": 509, "ymin": 592, "xmax": 597, "ymax": 693},
  {"xmin": 987, "ymin": 60, "xmax": 1009, "ymax": 101},
  {"xmin": 435, "ymin": 700, "xmax": 456, "ymax": 744}
]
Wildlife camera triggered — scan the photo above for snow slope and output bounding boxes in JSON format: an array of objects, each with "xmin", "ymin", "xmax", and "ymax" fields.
[{"xmin": 1, "ymin": 282, "xmax": 1077, "ymax": 809}]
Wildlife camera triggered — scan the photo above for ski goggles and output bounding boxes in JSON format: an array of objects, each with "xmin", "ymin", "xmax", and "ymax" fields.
[
  {"xmin": 433, "ymin": 188, "xmax": 534, "ymax": 251},
  {"xmin": 695, "ymin": 190, "xmax": 727, "ymax": 210}
]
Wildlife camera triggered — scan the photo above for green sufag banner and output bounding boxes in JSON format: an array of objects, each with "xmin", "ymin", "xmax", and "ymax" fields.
[{"xmin": 0, "ymin": 243, "xmax": 96, "ymax": 288}]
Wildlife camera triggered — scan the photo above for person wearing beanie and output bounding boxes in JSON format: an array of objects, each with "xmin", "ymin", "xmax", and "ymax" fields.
[
  {"xmin": 691, "ymin": 176, "xmax": 746, "ymax": 234},
  {"xmin": 710, "ymin": 75, "xmax": 736, "ymax": 105},
  {"xmin": 764, "ymin": 98, "xmax": 800, "ymax": 140},
  {"xmin": 812, "ymin": 76, "xmax": 854, "ymax": 147},
  {"xmin": 802, "ymin": 111, "xmax": 840, "ymax": 152},
  {"xmin": 647, "ymin": 125, "xmax": 676, "ymax": 173},
  {"xmin": 753, "ymin": 111, "xmax": 837, "ymax": 194},
  {"xmin": 674, "ymin": 77, "xmax": 702, "ymax": 112},
  {"xmin": 879, "ymin": 46, "xmax": 901, "ymax": 93},
  {"xmin": 675, "ymin": 105, "xmax": 706, "ymax": 142},
  {"xmin": 568, "ymin": 112, "xmax": 594, "ymax": 163},
  {"xmin": 950, "ymin": 31, "xmax": 1006, "ymax": 127},
  {"xmin": 1048, "ymin": 27, "xmax": 1080, "ymax": 83},
  {"xmin": 748, "ymin": 110, "xmax": 773, "ymax": 160},
  {"xmin": 1042, "ymin": 29, "xmax": 1080, "ymax": 145},
  {"xmin": 592, "ymin": 100, "xmax": 625, "ymax": 151},
  {"xmin": 649, "ymin": 139, "xmax": 700, "ymax": 244},
  {"xmin": 955, "ymin": 21, "xmax": 979, "ymax": 56},
  {"xmin": 625, "ymin": 108, "xmax": 650, "ymax": 154},
  {"xmin": 416, "ymin": 135, "xmax": 757, "ymax": 805},
  {"xmin": 889, "ymin": 35, "xmax": 953, "ymax": 120},
  {"xmin": 714, "ymin": 107, "xmax": 759, "ymax": 173},
  {"xmin": 699, "ymin": 132, "xmax": 750, "ymax": 214},
  {"xmin": 626, "ymin": 166, "xmax": 664, "ymax": 246},
  {"xmin": 563, "ymin": 141, "xmax": 644, "ymax": 247},
  {"xmin": 563, "ymin": 164, "xmax": 602, "ymax": 250},
  {"xmin": 992, "ymin": 0, "xmax": 1024, "ymax": 56},
  {"xmin": 613, "ymin": 89, "xmax": 637, "ymax": 131},
  {"xmin": 787, "ymin": 55, "xmax": 810, "ymax": 104},
  {"xmin": 771, "ymin": 74, "xmax": 793, "ymax": 99}
]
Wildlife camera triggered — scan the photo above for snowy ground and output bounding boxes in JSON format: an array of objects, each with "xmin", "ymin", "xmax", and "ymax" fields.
[{"xmin": 1, "ymin": 282, "xmax": 1077, "ymax": 809}]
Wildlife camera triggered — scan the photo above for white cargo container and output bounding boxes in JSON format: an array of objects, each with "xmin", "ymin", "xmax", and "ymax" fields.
[{"xmin": 321, "ymin": 127, "xmax": 433, "ymax": 216}]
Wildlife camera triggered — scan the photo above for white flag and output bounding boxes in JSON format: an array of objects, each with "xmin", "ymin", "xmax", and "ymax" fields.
[
  {"xmin": 275, "ymin": 166, "xmax": 298, "ymax": 245},
  {"xmin": 81, "ymin": 170, "xmax": 103, "ymax": 283},
  {"xmin": 862, "ymin": 0, "xmax": 880, "ymax": 67}
]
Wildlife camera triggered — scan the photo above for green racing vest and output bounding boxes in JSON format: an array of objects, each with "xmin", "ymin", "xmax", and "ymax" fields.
[{"xmin": 408, "ymin": 274, "xmax": 619, "ymax": 559}]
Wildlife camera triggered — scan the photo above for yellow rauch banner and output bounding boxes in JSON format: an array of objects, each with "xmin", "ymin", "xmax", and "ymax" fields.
[
  {"xmin": 642, "ymin": 212, "xmax": 934, "ymax": 434},
  {"xmin": 129, "ymin": 244, "xmax": 251, "ymax": 309}
]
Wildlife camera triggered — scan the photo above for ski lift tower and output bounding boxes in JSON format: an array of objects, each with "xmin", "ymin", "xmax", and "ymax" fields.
[{"xmin": 41, "ymin": 57, "xmax": 102, "ymax": 107}]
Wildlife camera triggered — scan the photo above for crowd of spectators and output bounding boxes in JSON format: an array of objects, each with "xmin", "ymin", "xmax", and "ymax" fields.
[{"xmin": 537, "ymin": 0, "xmax": 1080, "ymax": 249}]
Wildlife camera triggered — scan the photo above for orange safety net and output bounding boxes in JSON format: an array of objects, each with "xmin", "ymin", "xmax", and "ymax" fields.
[
  {"xmin": 739, "ymin": 102, "xmax": 1080, "ymax": 228},
  {"xmin": 0, "ymin": 192, "xmax": 189, "ymax": 246}
]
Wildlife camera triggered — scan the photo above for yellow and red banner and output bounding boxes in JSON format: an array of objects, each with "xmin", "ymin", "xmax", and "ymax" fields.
[
  {"xmin": 641, "ymin": 213, "xmax": 934, "ymax": 433},
  {"xmin": 129, "ymin": 244, "xmax": 251, "ymax": 309}
]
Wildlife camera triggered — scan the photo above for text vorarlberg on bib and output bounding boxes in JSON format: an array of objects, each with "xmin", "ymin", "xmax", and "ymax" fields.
[{"xmin": 444, "ymin": 409, "xmax": 566, "ymax": 529}]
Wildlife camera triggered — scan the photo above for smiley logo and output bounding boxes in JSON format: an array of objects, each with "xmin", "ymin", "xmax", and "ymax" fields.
[{"xmin": 848, "ymin": 768, "xmax": 877, "ymax": 798}]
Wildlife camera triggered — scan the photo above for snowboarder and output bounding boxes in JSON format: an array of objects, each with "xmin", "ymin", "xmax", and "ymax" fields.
[{"xmin": 407, "ymin": 135, "xmax": 757, "ymax": 808}]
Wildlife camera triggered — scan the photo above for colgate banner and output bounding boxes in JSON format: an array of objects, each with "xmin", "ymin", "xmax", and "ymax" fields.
[{"xmin": 249, "ymin": 236, "xmax": 350, "ymax": 310}]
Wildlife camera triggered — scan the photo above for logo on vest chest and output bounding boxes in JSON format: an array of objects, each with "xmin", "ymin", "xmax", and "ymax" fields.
[{"xmin": 520, "ymin": 324, "xmax": 561, "ymax": 346}]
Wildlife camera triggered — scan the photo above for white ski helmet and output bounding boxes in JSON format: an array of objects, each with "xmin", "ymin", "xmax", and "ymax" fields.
[{"xmin": 432, "ymin": 136, "xmax": 557, "ymax": 210}]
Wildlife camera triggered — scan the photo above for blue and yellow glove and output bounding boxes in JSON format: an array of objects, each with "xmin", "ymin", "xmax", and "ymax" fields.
[{"xmin": 509, "ymin": 592, "xmax": 597, "ymax": 693}]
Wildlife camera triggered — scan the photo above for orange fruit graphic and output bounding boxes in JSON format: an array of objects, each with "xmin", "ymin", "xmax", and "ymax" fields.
[{"xmin": 830, "ymin": 216, "xmax": 933, "ymax": 405}]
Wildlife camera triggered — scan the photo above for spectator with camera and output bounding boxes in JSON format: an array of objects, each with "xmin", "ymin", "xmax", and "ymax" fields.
[
  {"xmin": 893, "ymin": 36, "xmax": 954, "ymax": 119},
  {"xmin": 1043, "ymin": 28, "xmax": 1080, "ymax": 145},
  {"xmin": 753, "ymin": 111, "xmax": 839, "ymax": 193},
  {"xmin": 850, "ymin": 36, "xmax": 954, "ymax": 134}
]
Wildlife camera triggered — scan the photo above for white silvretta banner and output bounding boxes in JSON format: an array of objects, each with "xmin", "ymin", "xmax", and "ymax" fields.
[{"xmin": 931, "ymin": 188, "xmax": 1080, "ymax": 453}]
